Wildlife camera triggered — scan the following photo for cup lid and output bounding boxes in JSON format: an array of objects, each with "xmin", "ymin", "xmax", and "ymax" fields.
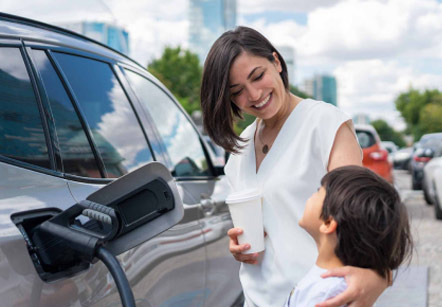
[{"xmin": 226, "ymin": 188, "xmax": 262, "ymax": 204}]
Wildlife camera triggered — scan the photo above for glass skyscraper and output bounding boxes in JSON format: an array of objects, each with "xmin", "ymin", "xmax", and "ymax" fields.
[
  {"xmin": 59, "ymin": 22, "xmax": 129, "ymax": 55},
  {"xmin": 303, "ymin": 75, "xmax": 337, "ymax": 106},
  {"xmin": 189, "ymin": 0, "xmax": 237, "ymax": 63}
]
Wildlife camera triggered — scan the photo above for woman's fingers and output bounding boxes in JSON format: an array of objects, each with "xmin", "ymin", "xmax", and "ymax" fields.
[
  {"xmin": 227, "ymin": 227, "xmax": 260, "ymax": 264},
  {"xmin": 320, "ymin": 266, "xmax": 351, "ymax": 278},
  {"xmin": 317, "ymin": 266, "xmax": 387, "ymax": 307}
]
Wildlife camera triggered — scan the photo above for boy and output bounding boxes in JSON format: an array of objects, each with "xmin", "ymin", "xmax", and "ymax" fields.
[{"xmin": 285, "ymin": 165, "xmax": 413, "ymax": 306}]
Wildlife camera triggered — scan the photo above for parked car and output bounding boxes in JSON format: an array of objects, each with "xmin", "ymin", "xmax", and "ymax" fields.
[
  {"xmin": 393, "ymin": 146, "xmax": 413, "ymax": 171},
  {"xmin": 410, "ymin": 133, "xmax": 442, "ymax": 190},
  {"xmin": 432, "ymin": 165, "xmax": 442, "ymax": 219},
  {"xmin": 381, "ymin": 141, "xmax": 398, "ymax": 164},
  {"xmin": 0, "ymin": 13, "xmax": 241, "ymax": 306},
  {"xmin": 422, "ymin": 141, "xmax": 442, "ymax": 204},
  {"xmin": 355, "ymin": 124, "xmax": 393, "ymax": 184}
]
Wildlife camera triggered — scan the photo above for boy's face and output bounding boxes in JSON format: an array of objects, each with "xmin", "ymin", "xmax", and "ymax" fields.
[{"xmin": 299, "ymin": 186, "xmax": 326, "ymax": 239}]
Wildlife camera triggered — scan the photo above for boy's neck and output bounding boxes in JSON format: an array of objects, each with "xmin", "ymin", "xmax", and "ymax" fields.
[{"xmin": 315, "ymin": 236, "xmax": 344, "ymax": 270}]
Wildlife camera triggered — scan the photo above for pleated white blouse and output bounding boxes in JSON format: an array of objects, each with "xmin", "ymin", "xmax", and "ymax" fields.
[{"xmin": 224, "ymin": 99, "xmax": 356, "ymax": 307}]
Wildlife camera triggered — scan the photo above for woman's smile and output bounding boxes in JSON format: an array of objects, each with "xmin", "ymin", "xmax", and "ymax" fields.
[{"xmin": 253, "ymin": 93, "xmax": 272, "ymax": 110}]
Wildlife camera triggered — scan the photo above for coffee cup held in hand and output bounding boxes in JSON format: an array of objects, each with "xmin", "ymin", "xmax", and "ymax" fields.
[{"xmin": 226, "ymin": 188, "xmax": 264, "ymax": 254}]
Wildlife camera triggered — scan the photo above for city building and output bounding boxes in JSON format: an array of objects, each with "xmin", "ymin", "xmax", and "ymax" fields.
[
  {"xmin": 277, "ymin": 46, "xmax": 295, "ymax": 85},
  {"xmin": 189, "ymin": 0, "xmax": 237, "ymax": 63},
  {"xmin": 353, "ymin": 113, "xmax": 371, "ymax": 125},
  {"xmin": 302, "ymin": 74, "xmax": 337, "ymax": 106},
  {"xmin": 58, "ymin": 22, "xmax": 129, "ymax": 55}
]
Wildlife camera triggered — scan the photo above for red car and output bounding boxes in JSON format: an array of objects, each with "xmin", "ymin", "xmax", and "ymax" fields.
[{"xmin": 355, "ymin": 124, "xmax": 393, "ymax": 184}]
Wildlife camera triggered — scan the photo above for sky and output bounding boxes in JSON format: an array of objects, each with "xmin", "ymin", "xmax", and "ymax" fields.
[{"xmin": 2, "ymin": 0, "xmax": 442, "ymax": 132}]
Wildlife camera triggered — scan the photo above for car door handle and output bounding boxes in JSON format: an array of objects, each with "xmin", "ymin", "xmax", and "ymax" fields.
[{"xmin": 200, "ymin": 197, "xmax": 216, "ymax": 216}]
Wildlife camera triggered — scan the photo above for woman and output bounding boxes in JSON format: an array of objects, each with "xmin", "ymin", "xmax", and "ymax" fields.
[{"xmin": 200, "ymin": 26, "xmax": 388, "ymax": 307}]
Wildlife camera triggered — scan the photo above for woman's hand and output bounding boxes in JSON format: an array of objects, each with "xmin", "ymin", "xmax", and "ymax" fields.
[
  {"xmin": 315, "ymin": 266, "xmax": 388, "ymax": 307},
  {"xmin": 227, "ymin": 228, "xmax": 260, "ymax": 264}
]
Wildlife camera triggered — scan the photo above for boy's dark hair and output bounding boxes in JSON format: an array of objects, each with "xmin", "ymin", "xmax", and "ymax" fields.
[
  {"xmin": 320, "ymin": 165, "xmax": 413, "ymax": 280},
  {"xmin": 200, "ymin": 26, "xmax": 289, "ymax": 154}
]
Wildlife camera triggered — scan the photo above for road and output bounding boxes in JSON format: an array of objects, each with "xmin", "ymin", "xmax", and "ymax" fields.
[{"xmin": 393, "ymin": 169, "xmax": 442, "ymax": 307}]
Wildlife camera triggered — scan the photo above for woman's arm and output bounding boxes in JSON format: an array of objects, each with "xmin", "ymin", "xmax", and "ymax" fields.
[
  {"xmin": 319, "ymin": 122, "xmax": 388, "ymax": 307},
  {"xmin": 327, "ymin": 122, "xmax": 362, "ymax": 171}
]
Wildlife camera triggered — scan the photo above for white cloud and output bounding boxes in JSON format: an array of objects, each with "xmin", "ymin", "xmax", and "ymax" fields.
[
  {"xmin": 296, "ymin": 0, "xmax": 442, "ymax": 61},
  {"xmin": 238, "ymin": 0, "xmax": 342, "ymax": 14},
  {"xmin": 0, "ymin": 0, "xmax": 189, "ymax": 66},
  {"xmin": 334, "ymin": 59, "xmax": 442, "ymax": 130}
]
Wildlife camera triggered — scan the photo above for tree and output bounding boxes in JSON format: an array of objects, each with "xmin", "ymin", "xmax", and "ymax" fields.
[
  {"xmin": 419, "ymin": 104, "xmax": 442, "ymax": 135},
  {"xmin": 371, "ymin": 119, "xmax": 406, "ymax": 148},
  {"xmin": 290, "ymin": 85, "xmax": 311, "ymax": 99},
  {"xmin": 395, "ymin": 88, "xmax": 442, "ymax": 140},
  {"xmin": 148, "ymin": 46, "xmax": 202, "ymax": 115}
]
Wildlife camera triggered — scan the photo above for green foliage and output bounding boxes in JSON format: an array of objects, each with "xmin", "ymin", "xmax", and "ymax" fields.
[
  {"xmin": 395, "ymin": 88, "xmax": 442, "ymax": 140},
  {"xmin": 148, "ymin": 46, "xmax": 202, "ymax": 115},
  {"xmin": 371, "ymin": 119, "xmax": 406, "ymax": 148},
  {"xmin": 290, "ymin": 85, "xmax": 311, "ymax": 99},
  {"xmin": 419, "ymin": 104, "xmax": 442, "ymax": 135}
]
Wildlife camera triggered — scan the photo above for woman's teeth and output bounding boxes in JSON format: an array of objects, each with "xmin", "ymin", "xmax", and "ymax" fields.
[{"xmin": 255, "ymin": 94, "xmax": 271, "ymax": 109}]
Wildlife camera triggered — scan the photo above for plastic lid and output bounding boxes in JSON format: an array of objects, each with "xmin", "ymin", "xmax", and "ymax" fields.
[{"xmin": 226, "ymin": 188, "xmax": 262, "ymax": 204}]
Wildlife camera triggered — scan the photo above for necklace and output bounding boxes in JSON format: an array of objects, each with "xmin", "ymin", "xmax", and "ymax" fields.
[{"xmin": 258, "ymin": 120, "xmax": 270, "ymax": 154}]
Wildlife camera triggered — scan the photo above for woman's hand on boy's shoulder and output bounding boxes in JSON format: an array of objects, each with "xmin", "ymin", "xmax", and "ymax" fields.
[{"xmin": 314, "ymin": 266, "xmax": 387, "ymax": 307}]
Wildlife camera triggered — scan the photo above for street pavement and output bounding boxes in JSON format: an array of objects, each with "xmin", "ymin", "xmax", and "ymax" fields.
[{"xmin": 376, "ymin": 170, "xmax": 442, "ymax": 307}]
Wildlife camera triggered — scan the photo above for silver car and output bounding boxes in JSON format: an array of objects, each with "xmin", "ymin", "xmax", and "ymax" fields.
[{"xmin": 0, "ymin": 13, "xmax": 241, "ymax": 306}]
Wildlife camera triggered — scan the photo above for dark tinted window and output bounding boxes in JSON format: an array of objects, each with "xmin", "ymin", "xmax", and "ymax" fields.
[
  {"xmin": 0, "ymin": 47, "xmax": 50, "ymax": 169},
  {"xmin": 53, "ymin": 53, "xmax": 153, "ymax": 178},
  {"xmin": 32, "ymin": 50, "xmax": 102, "ymax": 178},
  {"xmin": 124, "ymin": 70, "xmax": 210, "ymax": 177},
  {"xmin": 356, "ymin": 130, "xmax": 376, "ymax": 148}
]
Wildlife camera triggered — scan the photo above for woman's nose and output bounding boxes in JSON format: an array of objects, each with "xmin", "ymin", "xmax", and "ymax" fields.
[{"xmin": 246, "ymin": 85, "xmax": 262, "ymax": 102}]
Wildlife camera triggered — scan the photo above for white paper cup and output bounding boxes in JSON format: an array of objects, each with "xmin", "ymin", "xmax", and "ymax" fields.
[{"xmin": 226, "ymin": 188, "xmax": 264, "ymax": 254}]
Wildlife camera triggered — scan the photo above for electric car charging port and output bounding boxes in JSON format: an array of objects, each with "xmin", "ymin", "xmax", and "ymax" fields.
[
  {"xmin": 11, "ymin": 208, "xmax": 91, "ymax": 282},
  {"xmin": 10, "ymin": 162, "xmax": 185, "ymax": 307}
]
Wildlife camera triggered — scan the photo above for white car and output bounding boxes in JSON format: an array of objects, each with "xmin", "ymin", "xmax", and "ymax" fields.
[
  {"xmin": 433, "ymin": 164, "xmax": 442, "ymax": 219},
  {"xmin": 423, "ymin": 156, "xmax": 442, "ymax": 205}
]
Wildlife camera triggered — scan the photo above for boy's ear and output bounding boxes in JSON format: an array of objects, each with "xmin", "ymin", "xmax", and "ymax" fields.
[{"xmin": 319, "ymin": 217, "xmax": 337, "ymax": 234}]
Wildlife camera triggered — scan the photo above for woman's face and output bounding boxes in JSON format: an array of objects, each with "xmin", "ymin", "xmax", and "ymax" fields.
[{"xmin": 228, "ymin": 51, "xmax": 288, "ymax": 120}]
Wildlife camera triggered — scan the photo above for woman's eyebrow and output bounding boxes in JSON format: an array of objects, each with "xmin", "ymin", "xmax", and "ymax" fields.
[{"xmin": 229, "ymin": 66, "xmax": 262, "ymax": 88}]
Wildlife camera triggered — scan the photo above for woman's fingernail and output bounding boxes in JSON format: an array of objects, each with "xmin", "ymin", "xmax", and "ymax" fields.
[{"xmin": 244, "ymin": 244, "xmax": 250, "ymax": 249}]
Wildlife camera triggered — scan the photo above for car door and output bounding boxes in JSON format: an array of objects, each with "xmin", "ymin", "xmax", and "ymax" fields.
[
  {"xmin": 26, "ymin": 46, "xmax": 207, "ymax": 306},
  {"xmin": 120, "ymin": 69, "xmax": 242, "ymax": 307},
  {"xmin": 0, "ymin": 40, "xmax": 85, "ymax": 306}
]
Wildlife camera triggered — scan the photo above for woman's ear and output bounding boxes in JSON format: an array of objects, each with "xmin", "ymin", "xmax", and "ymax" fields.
[
  {"xmin": 319, "ymin": 218, "xmax": 338, "ymax": 234},
  {"xmin": 272, "ymin": 52, "xmax": 282, "ymax": 73}
]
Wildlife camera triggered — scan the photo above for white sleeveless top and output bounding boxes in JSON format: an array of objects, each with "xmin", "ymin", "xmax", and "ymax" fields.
[{"xmin": 224, "ymin": 99, "xmax": 357, "ymax": 307}]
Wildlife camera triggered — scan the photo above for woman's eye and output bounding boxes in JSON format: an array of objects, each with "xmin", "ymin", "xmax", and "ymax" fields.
[
  {"xmin": 254, "ymin": 72, "xmax": 264, "ymax": 81},
  {"xmin": 231, "ymin": 89, "xmax": 242, "ymax": 96}
]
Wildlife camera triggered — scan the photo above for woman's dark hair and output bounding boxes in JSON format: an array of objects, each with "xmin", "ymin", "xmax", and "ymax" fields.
[
  {"xmin": 200, "ymin": 26, "xmax": 289, "ymax": 153},
  {"xmin": 320, "ymin": 165, "xmax": 413, "ymax": 281}
]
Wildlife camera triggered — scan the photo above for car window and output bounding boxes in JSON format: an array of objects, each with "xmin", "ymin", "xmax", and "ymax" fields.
[
  {"xmin": 356, "ymin": 130, "xmax": 376, "ymax": 148},
  {"xmin": 124, "ymin": 70, "xmax": 210, "ymax": 177},
  {"xmin": 0, "ymin": 47, "xmax": 50, "ymax": 169},
  {"xmin": 31, "ymin": 49, "xmax": 102, "ymax": 178},
  {"xmin": 53, "ymin": 52, "xmax": 153, "ymax": 178}
]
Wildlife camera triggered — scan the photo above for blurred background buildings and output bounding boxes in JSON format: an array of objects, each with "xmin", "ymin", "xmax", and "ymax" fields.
[
  {"xmin": 60, "ymin": 21, "xmax": 129, "ymax": 55},
  {"xmin": 189, "ymin": 0, "xmax": 237, "ymax": 63}
]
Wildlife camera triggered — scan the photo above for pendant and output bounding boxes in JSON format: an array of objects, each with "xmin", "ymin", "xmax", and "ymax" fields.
[{"xmin": 262, "ymin": 144, "xmax": 269, "ymax": 154}]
